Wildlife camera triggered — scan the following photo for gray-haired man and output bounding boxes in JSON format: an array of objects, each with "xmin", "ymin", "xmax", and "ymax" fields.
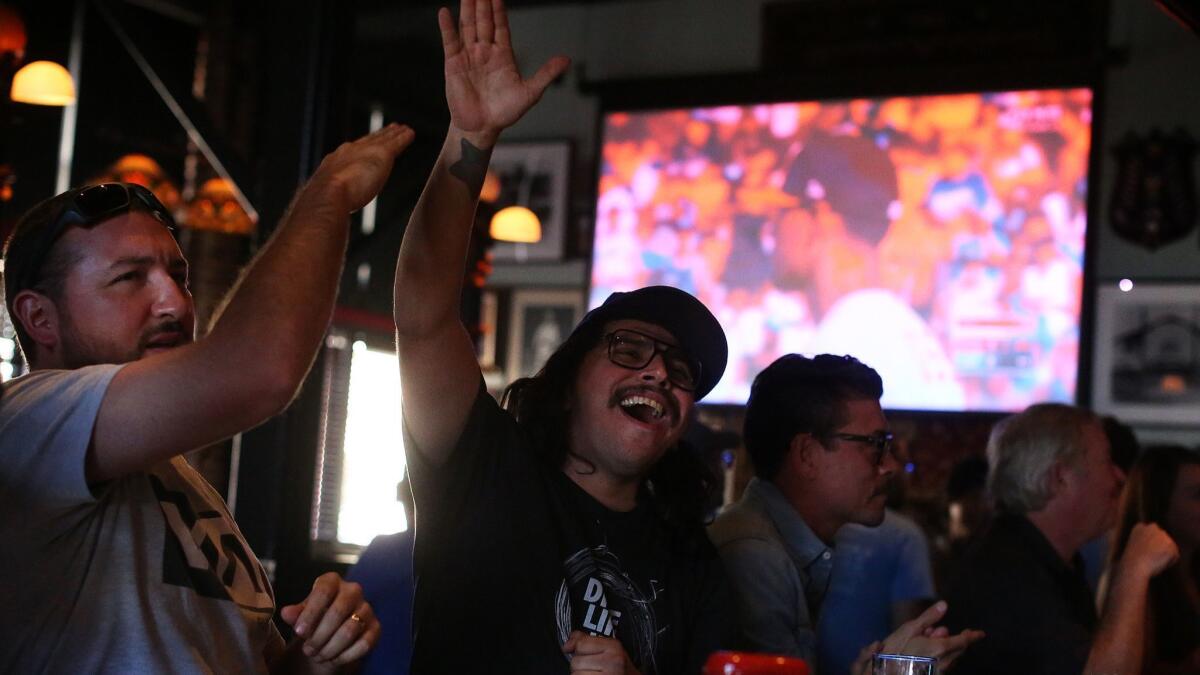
[{"xmin": 944, "ymin": 403, "xmax": 1178, "ymax": 674}]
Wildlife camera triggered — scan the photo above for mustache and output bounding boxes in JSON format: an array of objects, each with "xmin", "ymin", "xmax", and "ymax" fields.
[
  {"xmin": 138, "ymin": 320, "xmax": 191, "ymax": 350},
  {"xmin": 608, "ymin": 384, "xmax": 680, "ymax": 422}
]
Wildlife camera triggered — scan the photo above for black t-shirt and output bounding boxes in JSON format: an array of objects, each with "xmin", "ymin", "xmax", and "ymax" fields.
[
  {"xmin": 942, "ymin": 513, "xmax": 1097, "ymax": 675},
  {"xmin": 405, "ymin": 384, "xmax": 735, "ymax": 674}
]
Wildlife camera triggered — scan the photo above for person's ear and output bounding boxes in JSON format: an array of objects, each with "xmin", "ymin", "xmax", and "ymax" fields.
[
  {"xmin": 11, "ymin": 290, "xmax": 61, "ymax": 355},
  {"xmin": 787, "ymin": 433, "xmax": 821, "ymax": 479},
  {"xmin": 1047, "ymin": 460, "xmax": 1072, "ymax": 498}
]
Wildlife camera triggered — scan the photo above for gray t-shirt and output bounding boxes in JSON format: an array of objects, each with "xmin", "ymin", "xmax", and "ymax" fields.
[{"xmin": 0, "ymin": 365, "xmax": 282, "ymax": 673}]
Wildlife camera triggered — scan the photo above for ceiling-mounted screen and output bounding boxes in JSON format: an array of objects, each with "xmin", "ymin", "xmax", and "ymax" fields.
[{"xmin": 590, "ymin": 88, "xmax": 1092, "ymax": 411}]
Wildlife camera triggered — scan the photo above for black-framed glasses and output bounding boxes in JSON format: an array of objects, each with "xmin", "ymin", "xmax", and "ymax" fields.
[
  {"xmin": 830, "ymin": 431, "xmax": 896, "ymax": 466},
  {"xmin": 12, "ymin": 183, "xmax": 173, "ymax": 297},
  {"xmin": 603, "ymin": 328, "xmax": 701, "ymax": 392}
]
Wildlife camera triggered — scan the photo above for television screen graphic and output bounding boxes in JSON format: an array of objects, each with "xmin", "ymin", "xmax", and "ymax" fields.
[{"xmin": 590, "ymin": 89, "xmax": 1092, "ymax": 411}]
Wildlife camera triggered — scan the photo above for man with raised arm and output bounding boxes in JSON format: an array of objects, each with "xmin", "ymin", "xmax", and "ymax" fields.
[
  {"xmin": 0, "ymin": 124, "xmax": 414, "ymax": 672},
  {"xmin": 393, "ymin": 2, "xmax": 735, "ymax": 673}
]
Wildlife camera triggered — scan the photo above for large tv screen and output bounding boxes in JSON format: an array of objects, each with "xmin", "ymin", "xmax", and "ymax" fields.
[{"xmin": 589, "ymin": 88, "xmax": 1092, "ymax": 411}]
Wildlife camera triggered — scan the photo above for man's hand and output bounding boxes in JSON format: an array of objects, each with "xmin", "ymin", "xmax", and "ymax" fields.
[
  {"xmin": 439, "ymin": 0, "xmax": 570, "ymax": 145},
  {"xmin": 858, "ymin": 601, "xmax": 984, "ymax": 673},
  {"xmin": 561, "ymin": 631, "xmax": 643, "ymax": 674},
  {"xmin": 307, "ymin": 123, "xmax": 416, "ymax": 214},
  {"xmin": 280, "ymin": 572, "xmax": 380, "ymax": 667},
  {"xmin": 1120, "ymin": 522, "xmax": 1179, "ymax": 580}
]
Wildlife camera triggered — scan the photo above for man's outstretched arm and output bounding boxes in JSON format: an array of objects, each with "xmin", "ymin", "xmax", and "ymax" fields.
[
  {"xmin": 394, "ymin": 0, "xmax": 568, "ymax": 465},
  {"xmin": 89, "ymin": 124, "xmax": 415, "ymax": 482}
]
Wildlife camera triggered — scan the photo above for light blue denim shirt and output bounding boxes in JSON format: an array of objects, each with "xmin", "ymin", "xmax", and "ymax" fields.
[{"xmin": 708, "ymin": 477, "xmax": 834, "ymax": 667}]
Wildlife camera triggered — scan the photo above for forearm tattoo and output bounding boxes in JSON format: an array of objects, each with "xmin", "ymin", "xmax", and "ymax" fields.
[{"xmin": 449, "ymin": 138, "xmax": 488, "ymax": 196}]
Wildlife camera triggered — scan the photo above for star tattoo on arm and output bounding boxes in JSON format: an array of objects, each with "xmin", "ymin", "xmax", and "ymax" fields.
[{"xmin": 449, "ymin": 138, "xmax": 489, "ymax": 196}]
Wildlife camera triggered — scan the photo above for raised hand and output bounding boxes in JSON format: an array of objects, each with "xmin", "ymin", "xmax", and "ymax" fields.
[
  {"xmin": 439, "ymin": 0, "xmax": 570, "ymax": 143},
  {"xmin": 308, "ymin": 123, "xmax": 415, "ymax": 213},
  {"xmin": 280, "ymin": 572, "xmax": 381, "ymax": 666}
]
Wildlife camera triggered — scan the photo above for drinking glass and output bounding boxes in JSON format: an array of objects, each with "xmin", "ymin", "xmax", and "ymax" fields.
[{"xmin": 872, "ymin": 653, "xmax": 936, "ymax": 675}]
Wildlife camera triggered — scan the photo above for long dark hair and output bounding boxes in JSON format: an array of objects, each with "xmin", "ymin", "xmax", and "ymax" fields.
[
  {"xmin": 1108, "ymin": 445, "xmax": 1200, "ymax": 664},
  {"xmin": 501, "ymin": 322, "xmax": 716, "ymax": 543}
]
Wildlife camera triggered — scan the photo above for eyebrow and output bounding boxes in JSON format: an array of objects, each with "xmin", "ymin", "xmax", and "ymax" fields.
[{"xmin": 107, "ymin": 256, "xmax": 189, "ymax": 272}]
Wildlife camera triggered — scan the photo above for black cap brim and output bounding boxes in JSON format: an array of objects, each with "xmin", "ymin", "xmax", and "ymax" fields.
[{"xmin": 574, "ymin": 286, "xmax": 727, "ymax": 400}]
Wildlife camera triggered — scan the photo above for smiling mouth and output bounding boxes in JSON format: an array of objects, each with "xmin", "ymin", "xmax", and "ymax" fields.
[{"xmin": 619, "ymin": 395, "xmax": 667, "ymax": 424}]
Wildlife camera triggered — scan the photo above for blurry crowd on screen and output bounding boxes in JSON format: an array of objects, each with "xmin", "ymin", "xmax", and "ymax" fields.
[{"xmin": 591, "ymin": 91, "xmax": 1092, "ymax": 410}]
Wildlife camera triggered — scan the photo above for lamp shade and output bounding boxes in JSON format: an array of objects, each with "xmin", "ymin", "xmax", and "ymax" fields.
[
  {"xmin": 490, "ymin": 205, "xmax": 541, "ymax": 243},
  {"xmin": 11, "ymin": 60, "xmax": 76, "ymax": 106}
]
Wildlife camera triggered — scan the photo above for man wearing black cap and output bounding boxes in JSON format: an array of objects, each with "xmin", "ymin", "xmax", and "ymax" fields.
[
  {"xmin": 392, "ymin": 2, "xmax": 733, "ymax": 673},
  {"xmin": 0, "ymin": 125, "xmax": 414, "ymax": 672}
]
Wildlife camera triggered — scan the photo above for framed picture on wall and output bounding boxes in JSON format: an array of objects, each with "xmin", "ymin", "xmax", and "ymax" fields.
[
  {"xmin": 489, "ymin": 141, "xmax": 571, "ymax": 262},
  {"xmin": 1093, "ymin": 282, "xmax": 1200, "ymax": 425},
  {"xmin": 506, "ymin": 289, "xmax": 585, "ymax": 384}
]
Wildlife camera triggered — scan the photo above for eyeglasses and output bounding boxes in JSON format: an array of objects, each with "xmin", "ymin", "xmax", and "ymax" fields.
[
  {"xmin": 830, "ymin": 431, "xmax": 896, "ymax": 466},
  {"xmin": 603, "ymin": 328, "xmax": 701, "ymax": 392},
  {"xmin": 12, "ymin": 183, "xmax": 173, "ymax": 297}
]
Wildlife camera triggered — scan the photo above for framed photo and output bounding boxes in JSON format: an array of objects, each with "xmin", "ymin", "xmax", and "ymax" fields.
[
  {"xmin": 506, "ymin": 289, "xmax": 585, "ymax": 384},
  {"xmin": 489, "ymin": 142, "xmax": 571, "ymax": 262},
  {"xmin": 1093, "ymin": 283, "xmax": 1200, "ymax": 425}
]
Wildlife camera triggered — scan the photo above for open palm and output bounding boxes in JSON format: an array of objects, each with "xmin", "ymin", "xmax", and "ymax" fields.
[{"xmin": 439, "ymin": 0, "xmax": 569, "ymax": 136}]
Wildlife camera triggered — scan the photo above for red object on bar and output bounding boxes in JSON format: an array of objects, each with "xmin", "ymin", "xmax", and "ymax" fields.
[{"xmin": 703, "ymin": 651, "xmax": 810, "ymax": 674}]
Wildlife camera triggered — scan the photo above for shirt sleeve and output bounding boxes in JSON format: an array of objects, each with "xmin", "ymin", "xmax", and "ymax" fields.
[
  {"xmin": 716, "ymin": 536, "xmax": 816, "ymax": 664},
  {"xmin": 0, "ymin": 365, "xmax": 123, "ymax": 511}
]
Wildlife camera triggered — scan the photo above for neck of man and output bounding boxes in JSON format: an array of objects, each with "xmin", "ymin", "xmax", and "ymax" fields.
[
  {"xmin": 1026, "ymin": 508, "xmax": 1089, "ymax": 563},
  {"xmin": 779, "ymin": 474, "xmax": 842, "ymax": 546},
  {"xmin": 561, "ymin": 454, "xmax": 641, "ymax": 513}
]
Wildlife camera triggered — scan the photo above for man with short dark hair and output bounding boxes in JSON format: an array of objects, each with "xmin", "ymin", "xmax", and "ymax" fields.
[
  {"xmin": 391, "ymin": 2, "xmax": 734, "ymax": 672},
  {"xmin": 0, "ymin": 125, "xmax": 414, "ymax": 672},
  {"xmin": 944, "ymin": 403, "xmax": 1178, "ymax": 674},
  {"xmin": 710, "ymin": 353, "xmax": 981, "ymax": 671}
]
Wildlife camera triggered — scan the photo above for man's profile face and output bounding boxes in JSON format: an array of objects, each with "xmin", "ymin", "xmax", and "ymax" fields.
[
  {"xmin": 565, "ymin": 319, "xmax": 696, "ymax": 481},
  {"xmin": 48, "ymin": 211, "xmax": 195, "ymax": 368},
  {"xmin": 1063, "ymin": 421, "xmax": 1125, "ymax": 540},
  {"xmin": 808, "ymin": 397, "xmax": 897, "ymax": 529}
]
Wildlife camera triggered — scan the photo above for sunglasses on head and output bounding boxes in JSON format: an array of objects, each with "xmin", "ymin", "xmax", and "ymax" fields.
[
  {"xmin": 12, "ymin": 183, "xmax": 173, "ymax": 296},
  {"xmin": 603, "ymin": 328, "xmax": 702, "ymax": 392}
]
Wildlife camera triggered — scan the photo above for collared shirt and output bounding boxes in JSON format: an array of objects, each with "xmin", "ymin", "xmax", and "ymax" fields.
[
  {"xmin": 708, "ymin": 477, "xmax": 834, "ymax": 665},
  {"xmin": 943, "ymin": 513, "xmax": 1097, "ymax": 675}
]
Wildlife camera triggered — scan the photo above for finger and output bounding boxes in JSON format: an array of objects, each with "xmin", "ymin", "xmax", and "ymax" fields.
[
  {"xmin": 279, "ymin": 603, "xmax": 303, "ymax": 627},
  {"xmin": 898, "ymin": 600, "xmax": 948, "ymax": 640},
  {"xmin": 331, "ymin": 622, "xmax": 381, "ymax": 667},
  {"xmin": 438, "ymin": 7, "xmax": 462, "ymax": 59},
  {"xmin": 460, "ymin": 0, "xmax": 477, "ymax": 44},
  {"xmin": 293, "ymin": 575, "xmax": 338, "ymax": 638},
  {"xmin": 493, "ymin": 0, "xmax": 510, "ymax": 46},
  {"xmin": 937, "ymin": 632, "xmax": 984, "ymax": 669},
  {"xmin": 929, "ymin": 629, "xmax": 983, "ymax": 658},
  {"xmin": 526, "ymin": 55, "xmax": 571, "ymax": 97},
  {"xmin": 316, "ymin": 603, "xmax": 374, "ymax": 663},
  {"xmin": 928, "ymin": 626, "xmax": 950, "ymax": 638},
  {"xmin": 476, "ymin": 0, "xmax": 494, "ymax": 44}
]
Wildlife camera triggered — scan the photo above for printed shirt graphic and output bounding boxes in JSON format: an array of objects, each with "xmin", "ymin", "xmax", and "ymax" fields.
[
  {"xmin": 151, "ymin": 457, "xmax": 275, "ymax": 616},
  {"xmin": 555, "ymin": 546, "xmax": 661, "ymax": 673}
]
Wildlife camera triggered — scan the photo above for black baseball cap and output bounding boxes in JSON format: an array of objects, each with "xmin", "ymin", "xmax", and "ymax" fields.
[{"xmin": 573, "ymin": 286, "xmax": 728, "ymax": 400}]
